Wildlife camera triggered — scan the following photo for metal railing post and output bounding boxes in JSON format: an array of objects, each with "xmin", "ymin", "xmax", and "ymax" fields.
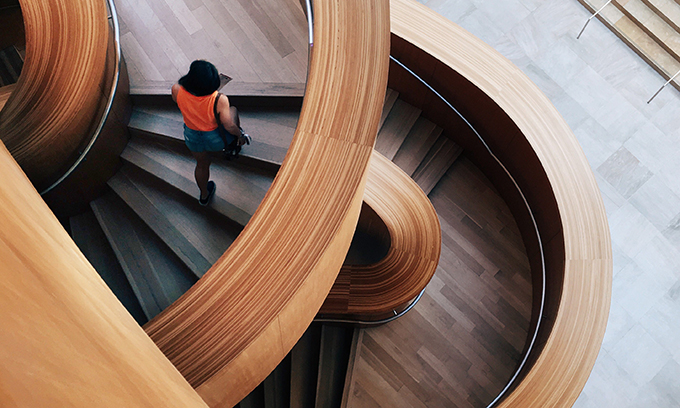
[{"xmin": 577, "ymin": 0, "xmax": 613, "ymax": 39}]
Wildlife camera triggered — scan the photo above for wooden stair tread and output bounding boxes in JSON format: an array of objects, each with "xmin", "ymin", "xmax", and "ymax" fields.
[
  {"xmin": 379, "ymin": 88, "xmax": 399, "ymax": 129},
  {"xmin": 375, "ymin": 99, "xmax": 421, "ymax": 160},
  {"xmin": 581, "ymin": 0, "xmax": 680, "ymax": 89},
  {"xmin": 290, "ymin": 324, "xmax": 322, "ymax": 408},
  {"xmin": 69, "ymin": 210, "xmax": 148, "ymax": 325},
  {"xmin": 0, "ymin": 45, "xmax": 23, "ymax": 86},
  {"xmin": 0, "ymin": 83, "xmax": 15, "ymax": 111},
  {"xmin": 109, "ymin": 164, "xmax": 240, "ymax": 276},
  {"xmin": 128, "ymin": 104, "xmax": 296, "ymax": 165},
  {"xmin": 412, "ymin": 135, "xmax": 463, "ymax": 195},
  {"xmin": 314, "ymin": 325, "xmax": 355, "ymax": 408},
  {"xmin": 614, "ymin": 12, "xmax": 680, "ymax": 72},
  {"xmin": 392, "ymin": 116, "xmax": 443, "ymax": 176},
  {"xmin": 615, "ymin": 0, "xmax": 680, "ymax": 60},
  {"xmin": 122, "ymin": 138, "xmax": 273, "ymax": 226},
  {"xmin": 642, "ymin": 0, "xmax": 680, "ymax": 34},
  {"xmin": 91, "ymin": 191, "xmax": 196, "ymax": 320}
]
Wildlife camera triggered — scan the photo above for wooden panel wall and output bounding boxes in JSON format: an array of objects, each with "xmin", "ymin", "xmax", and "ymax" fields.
[
  {"xmin": 0, "ymin": 0, "xmax": 109, "ymax": 192},
  {"xmin": 142, "ymin": 1, "xmax": 391, "ymax": 407},
  {"xmin": 0, "ymin": 141, "xmax": 209, "ymax": 408},
  {"xmin": 390, "ymin": 0, "xmax": 612, "ymax": 406}
]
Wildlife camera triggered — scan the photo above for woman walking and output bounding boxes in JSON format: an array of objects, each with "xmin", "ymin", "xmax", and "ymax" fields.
[{"xmin": 171, "ymin": 60, "xmax": 246, "ymax": 205}]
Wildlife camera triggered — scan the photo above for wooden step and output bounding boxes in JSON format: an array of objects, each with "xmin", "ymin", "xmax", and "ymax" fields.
[
  {"xmin": 0, "ymin": 83, "xmax": 15, "ymax": 111},
  {"xmin": 290, "ymin": 323, "xmax": 322, "ymax": 408},
  {"xmin": 579, "ymin": 0, "xmax": 680, "ymax": 90},
  {"xmin": 0, "ymin": 45, "xmax": 22, "ymax": 86},
  {"xmin": 615, "ymin": 0, "xmax": 680, "ymax": 61},
  {"xmin": 128, "ymin": 103, "xmax": 297, "ymax": 165},
  {"xmin": 69, "ymin": 210, "xmax": 148, "ymax": 325},
  {"xmin": 340, "ymin": 329, "xmax": 363, "ymax": 408},
  {"xmin": 641, "ymin": 0, "xmax": 680, "ymax": 34},
  {"xmin": 121, "ymin": 138, "xmax": 273, "ymax": 227},
  {"xmin": 315, "ymin": 325, "xmax": 356, "ymax": 408},
  {"xmin": 375, "ymin": 99, "xmax": 421, "ymax": 160},
  {"xmin": 109, "ymin": 164, "xmax": 241, "ymax": 277},
  {"xmin": 379, "ymin": 88, "xmax": 399, "ymax": 129},
  {"xmin": 238, "ymin": 385, "xmax": 266, "ymax": 408},
  {"xmin": 91, "ymin": 191, "xmax": 196, "ymax": 320},
  {"xmin": 391, "ymin": 116, "xmax": 443, "ymax": 176},
  {"xmin": 264, "ymin": 355, "xmax": 291, "ymax": 408},
  {"xmin": 412, "ymin": 134, "xmax": 463, "ymax": 195}
]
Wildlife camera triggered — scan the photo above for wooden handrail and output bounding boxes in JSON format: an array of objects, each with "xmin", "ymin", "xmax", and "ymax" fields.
[
  {"xmin": 142, "ymin": 1, "xmax": 390, "ymax": 407},
  {"xmin": 320, "ymin": 151, "xmax": 441, "ymax": 318},
  {"xmin": 390, "ymin": 0, "xmax": 612, "ymax": 406},
  {"xmin": 0, "ymin": 0, "xmax": 109, "ymax": 192},
  {"xmin": 0, "ymin": 141, "xmax": 208, "ymax": 407}
]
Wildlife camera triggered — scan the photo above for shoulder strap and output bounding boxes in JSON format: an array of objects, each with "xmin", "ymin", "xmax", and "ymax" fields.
[{"xmin": 212, "ymin": 92, "xmax": 222, "ymax": 125}]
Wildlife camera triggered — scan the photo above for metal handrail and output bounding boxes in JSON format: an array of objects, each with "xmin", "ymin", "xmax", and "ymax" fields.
[
  {"xmin": 314, "ymin": 288, "xmax": 425, "ymax": 325},
  {"xmin": 647, "ymin": 69, "xmax": 680, "ymax": 103},
  {"xmin": 40, "ymin": 0, "xmax": 122, "ymax": 195},
  {"xmin": 577, "ymin": 0, "xmax": 613, "ymax": 39},
  {"xmin": 386, "ymin": 56, "xmax": 547, "ymax": 408},
  {"xmin": 304, "ymin": 0, "xmax": 313, "ymax": 46}
]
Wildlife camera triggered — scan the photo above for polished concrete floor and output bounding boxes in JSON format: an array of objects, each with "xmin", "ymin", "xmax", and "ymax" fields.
[{"xmin": 417, "ymin": 0, "xmax": 680, "ymax": 406}]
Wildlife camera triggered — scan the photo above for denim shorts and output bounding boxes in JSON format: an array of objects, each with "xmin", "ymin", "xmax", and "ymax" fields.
[{"xmin": 183, "ymin": 125, "xmax": 236, "ymax": 152}]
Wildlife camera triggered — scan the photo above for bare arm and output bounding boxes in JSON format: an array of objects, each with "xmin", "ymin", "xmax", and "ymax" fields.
[
  {"xmin": 171, "ymin": 83, "xmax": 180, "ymax": 103},
  {"xmin": 216, "ymin": 94, "xmax": 241, "ymax": 136}
]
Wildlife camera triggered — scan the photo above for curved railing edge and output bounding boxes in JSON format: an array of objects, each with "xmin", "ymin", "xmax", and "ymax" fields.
[
  {"xmin": 39, "ymin": 0, "xmax": 121, "ymax": 195},
  {"xmin": 385, "ymin": 55, "xmax": 547, "ymax": 408},
  {"xmin": 389, "ymin": 1, "xmax": 612, "ymax": 407}
]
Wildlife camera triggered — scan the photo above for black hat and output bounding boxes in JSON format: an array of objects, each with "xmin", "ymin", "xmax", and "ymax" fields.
[{"xmin": 178, "ymin": 60, "xmax": 220, "ymax": 96}]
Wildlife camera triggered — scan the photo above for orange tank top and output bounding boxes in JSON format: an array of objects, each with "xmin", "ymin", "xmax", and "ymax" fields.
[{"xmin": 176, "ymin": 87, "xmax": 219, "ymax": 131}]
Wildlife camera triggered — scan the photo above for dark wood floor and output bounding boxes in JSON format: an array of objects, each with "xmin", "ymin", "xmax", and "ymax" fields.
[{"xmin": 347, "ymin": 157, "xmax": 532, "ymax": 408}]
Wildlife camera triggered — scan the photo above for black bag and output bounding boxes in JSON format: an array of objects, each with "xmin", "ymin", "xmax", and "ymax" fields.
[{"xmin": 213, "ymin": 92, "xmax": 249, "ymax": 159}]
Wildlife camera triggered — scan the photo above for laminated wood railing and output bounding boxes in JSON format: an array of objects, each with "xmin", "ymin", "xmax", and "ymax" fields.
[
  {"xmin": 389, "ymin": 0, "xmax": 612, "ymax": 406},
  {"xmin": 0, "ymin": 0, "xmax": 109, "ymax": 192},
  {"xmin": 143, "ymin": 1, "xmax": 390, "ymax": 407},
  {"xmin": 319, "ymin": 151, "xmax": 440, "ymax": 319},
  {"xmin": 0, "ymin": 141, "xmax": 208, "ymax": 407}
]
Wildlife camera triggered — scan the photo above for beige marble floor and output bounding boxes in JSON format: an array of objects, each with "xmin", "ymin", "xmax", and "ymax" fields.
[{"xmin": 418, "ymin": 0, "xmax": 680, "ymax": 406}]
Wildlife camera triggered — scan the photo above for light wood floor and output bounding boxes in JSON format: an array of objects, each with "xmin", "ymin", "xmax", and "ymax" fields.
[
  {"xmin": 114, "ymin": 0, "xmax": 309, "ymax": 86},
  {"xmin": 348, "ymin": 157, "xmax": 532, "ymax": 408}
]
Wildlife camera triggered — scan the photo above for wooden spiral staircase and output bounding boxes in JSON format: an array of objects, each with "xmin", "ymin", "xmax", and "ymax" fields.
[
  {"xmin": 65, "ymin": 87, "xmax": 458, "ymax": 407},
  {"xmin": 0, "ymin": 0, "xmax": 612, "ymax": 407}
]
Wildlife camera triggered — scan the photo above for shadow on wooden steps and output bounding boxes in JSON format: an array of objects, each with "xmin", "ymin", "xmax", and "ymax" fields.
[
  {"xmin": 90, "ymin": 191, "xmax": 196, "ymax": 321},
  {"xmin": 237, "ymin": 323, "xmax": 361, "ymax": 408}
]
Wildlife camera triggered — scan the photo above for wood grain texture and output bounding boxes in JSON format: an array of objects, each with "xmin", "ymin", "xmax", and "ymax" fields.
[
  {"xmin": 320, "ymin": 151, "xmax": 441, "ymax": 318},
  {"xmin": 0, "ymin": 0, "xmax": 109, "ymax": 191},
  {"xmin": 0, "ymin": 141, "xmax": 208, "ymax": 407},
  {"xmin": 142, "ymin": 1, "xmax": 391, "ymax": 407},
  {"xmin": 390, "ymin": 0, "xmax": 613, "ymax": 406}
]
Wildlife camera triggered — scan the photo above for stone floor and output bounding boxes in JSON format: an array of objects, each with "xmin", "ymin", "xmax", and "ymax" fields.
[{"xmin": 418, "ymin": 0, "xmax": 680, "ymax": 406}]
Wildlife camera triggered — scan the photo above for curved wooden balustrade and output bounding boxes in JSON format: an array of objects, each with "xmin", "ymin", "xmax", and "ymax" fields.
[
  {"xmin": 0, "ymin": 142, "xmax": 208, "ymax": 407},
  {"xmin": 390, "ymin": 0, "xmax": 612, "ymax": 406},
  {"xmin": 142, "ymin": 1, "xmax": 390, "ymax": 406},
  {"xmin": 0, "ymin": 0, "xmax": 109, "ymax": 192},
  {"xmin": 319, "ymin": 151, "xmax": 440, "ymax": 318}
]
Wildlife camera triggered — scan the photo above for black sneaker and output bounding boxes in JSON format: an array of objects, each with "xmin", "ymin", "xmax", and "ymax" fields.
[{"xmin": 199, "ymin": 181, "xmax": 216, "ymax": 206}]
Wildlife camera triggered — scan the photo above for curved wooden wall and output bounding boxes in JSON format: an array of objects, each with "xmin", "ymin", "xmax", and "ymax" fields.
[
  {"xmin": 0, "ymin": 141, "xmax": 208, "ymax": 407},
  {"xmin": 390, "ymin": 0, "xmax": 612, "ymax": 406},
  {"xmin": 142, "ymin": 1, "xmax": 390, "ymax": 406},
  {"xmin": 0, "ymin": 0, "xmax": 108, "ymax": 192},
  {"xmin": 319, "ymin": 151, "xmax": 440, "ymax": 318}
]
